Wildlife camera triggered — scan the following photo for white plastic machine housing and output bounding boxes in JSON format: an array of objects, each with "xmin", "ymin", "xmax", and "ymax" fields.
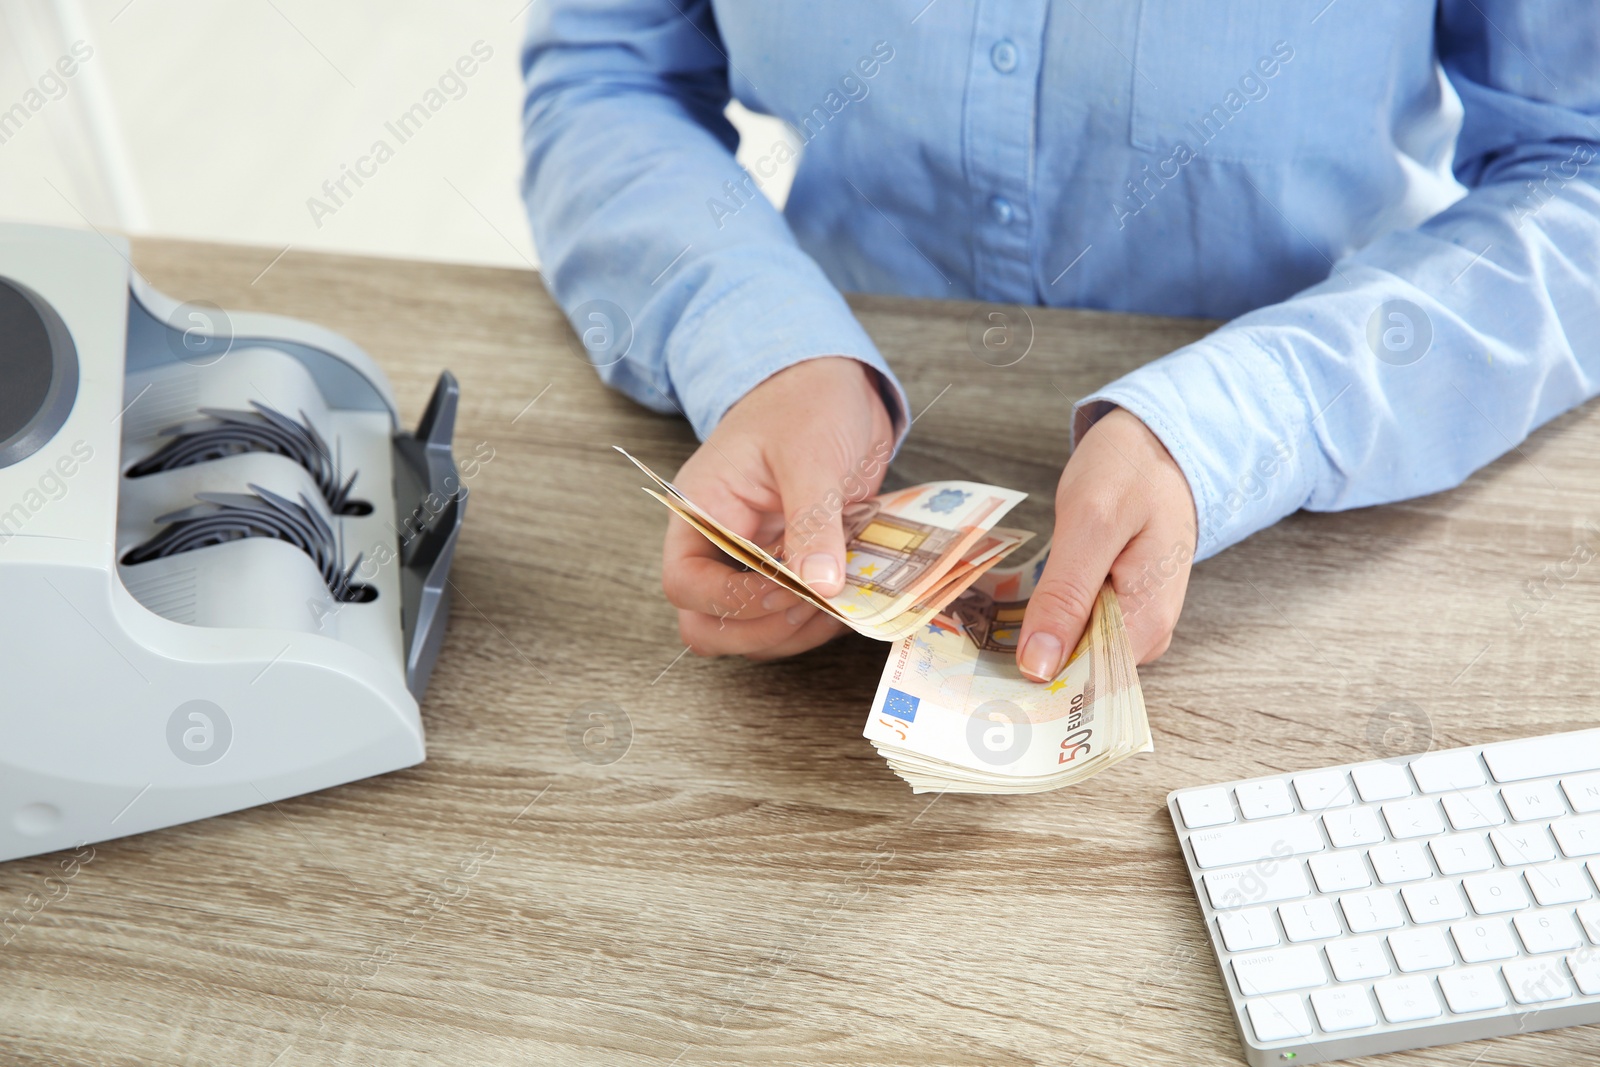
[{"xmin": 0, "ymin": 224, "xmax": 465, "ymax": 863}]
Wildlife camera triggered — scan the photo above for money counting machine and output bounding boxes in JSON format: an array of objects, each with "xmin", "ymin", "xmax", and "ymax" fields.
[{"xmin": 0, "ymin": 223, "xmax": 465, "ymax": 863}]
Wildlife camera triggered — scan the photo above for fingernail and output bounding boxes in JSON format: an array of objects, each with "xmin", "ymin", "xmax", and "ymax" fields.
[
  {"xmin": 800, "ymin": 552, "xmax": 841, "ymax": 590},
  {"xmin": 761, "ymin": 590, "xmax": 787, "ymax": 611},
  {"xmin": 1019, "ymin": 633, "xmax": 1064, "ymax": 681},
  {"xmin": 785, "ymin": 603, "xmax": 811, "ymax": 626}
]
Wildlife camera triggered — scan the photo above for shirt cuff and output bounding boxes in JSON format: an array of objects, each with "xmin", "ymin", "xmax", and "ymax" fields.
[
  {"xmin": 663, "ymin": 273, "xmax": 911, "ymax": 445},
  {"xmin": 1073, "ymin": 332, "xmax": 1324, "ymax": 560}
]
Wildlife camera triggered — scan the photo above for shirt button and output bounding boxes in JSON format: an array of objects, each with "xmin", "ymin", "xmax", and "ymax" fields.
[
  {"xmin": 988, "ymin": 195, "xmax": 1015, "ymax": 225},
  {"xmin": 990, "ymin": 39, "xmax": 1019, "ymax": 74}
]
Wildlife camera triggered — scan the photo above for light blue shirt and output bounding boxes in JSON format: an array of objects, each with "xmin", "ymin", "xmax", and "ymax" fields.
[{"xmin": 521, "ymin": 2, "xmax": 1600, "ymax": 560}]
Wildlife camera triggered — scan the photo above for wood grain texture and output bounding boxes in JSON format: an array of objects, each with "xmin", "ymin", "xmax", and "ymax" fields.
[{"xmin": 3, "ymin": 237, "xmax": 1598, "ymax": 1066}]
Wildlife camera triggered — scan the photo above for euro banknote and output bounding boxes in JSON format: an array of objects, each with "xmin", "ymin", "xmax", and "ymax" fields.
[
  {"xmin": 618, "ymin": 447, "xmax": 1034, "ymax": 640},
  {"xmin": 863, "ymin": 546, "xmax": 1152, "ymax": 793}
]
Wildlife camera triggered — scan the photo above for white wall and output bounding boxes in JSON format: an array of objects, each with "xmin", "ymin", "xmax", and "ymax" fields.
[{"xmin": 0, "ymin": 0, "xmax": 796, "ymax": 269}]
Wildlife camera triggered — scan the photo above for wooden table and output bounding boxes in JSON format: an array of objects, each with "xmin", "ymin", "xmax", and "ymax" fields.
[{"xmin": 4, "ymin": 238, "xmax": 1598, "ymax": 1066}]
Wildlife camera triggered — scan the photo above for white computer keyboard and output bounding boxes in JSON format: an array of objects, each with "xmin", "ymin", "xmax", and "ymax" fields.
[{"xmin": 1169, "ymin": 727, "xmax": 1600, "ymax": 1066}]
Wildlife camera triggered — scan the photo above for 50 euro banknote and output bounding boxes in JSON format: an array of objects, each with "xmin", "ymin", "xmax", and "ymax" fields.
[
  {"xmin": 863, "ymin": 548, "xmax": 1152, "ymax": 793},
  {"xmin": 617, "ymin": 447, "xmax": 1034, "ymax": 640}
]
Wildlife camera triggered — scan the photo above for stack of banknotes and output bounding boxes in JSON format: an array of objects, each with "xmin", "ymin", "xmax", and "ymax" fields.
[
  {"xmin": 865, "ymin": 553, "xmax": 1151, "ymax": 793},
  {"xmin": 621, "ymin": 449, "xmax": 1151, "ymax": 793}
]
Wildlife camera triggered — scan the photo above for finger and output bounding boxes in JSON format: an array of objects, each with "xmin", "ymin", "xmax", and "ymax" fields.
[
  {"xmin": 1016, "ymin": 494, "xmax": 1128, "ymax": 682},
  {"xmin": 772, "ymin": 458, "xmax": 854, "ymax": 597},
  {"xmin": 1141, "ymin": 631, "xmax": 1174, "ymax": 662},
  {"xmin": 678, "ymin": 600, "xmax": 823, "ymax": 656},
  {"xmin": 660, "ymin": 487, "xmax": 798, "ymax": 620},
  {"xmin": 744, "ymin": 611, "xmax": 849, "ymax": 660},
  {"xmin": 662, "ymin": 546, "xmax": 807, "ymax": 622},
  {"xmin": 661, "ymin": 520, "xmax": 770, "ymax": 615},
  {"xmin": 1108, "ymin": 527, "xmax": 1194, "ymax": 663},
  {"xmin": 744, "ymin": 583, "xmax": 808, "ymax": 617}
]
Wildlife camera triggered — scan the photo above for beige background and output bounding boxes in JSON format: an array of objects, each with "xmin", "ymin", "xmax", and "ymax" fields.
[{"xmin": 0, "ymin": 0, "xmax": 794, "ymax": 267}]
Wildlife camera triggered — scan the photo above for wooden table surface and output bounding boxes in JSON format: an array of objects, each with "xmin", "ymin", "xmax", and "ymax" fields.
[{"xmin": 4, "ymin": 237, "xmax": 1599, "ymax": 1067}]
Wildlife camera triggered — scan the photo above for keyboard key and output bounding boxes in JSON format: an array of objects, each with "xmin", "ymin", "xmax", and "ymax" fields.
[
  {"xmin": 1293, "ymin": 770, "xmax": 1354, "ymax": 812},
  {"xmin": 1323, "ymin": 807, "xmax": 1385, "ymax": 848},
  {"xmin": 1309, "ymin": 852, "xmax": 1371, "ymax": 894},
  {"xmin": 1568, "ymin": 952, "xmax": 1600, "ymax": 995},
  {"xmin": 1438, "ymin": 966, "xmax": 1508, "ymax": 1013},
  {"xmin": 1429, "ymin": 833, "xmax": 1494, "ymax": 876},
  {"xmin": 1352, "ymin": 762, "xmax": 1413, "ymax": 802},
  {"xmin": 1410, "ymin": 751, "xmax": 1487, "ymax": 794},
  {"xmin": 1279, "ymin": 898, "xmax": 1341, "ymax": 943},
  {"xmin": 1310, "ymin": 986, "xmax": 1377, "ymax": 1032},
  {"xmin": 1218, "ymin": 907, "xmax": 1281, "ymax": 952},
  {"xmin": 1463, "ymin": 871, "xmax": 1531, "ymax": 914},
  {"xmin": 1325, "ymin": 935, "xmax": 1392, "ymax": 981},
  {"xmin": 1515, "ymin": 909, "xmax": 1583, "ymax": 954},
  {"xmin": 1341, "ymin": 890, "xmax": 1405, "ymax": 933},
  {"xmin": 1452, "ymin": 918, "xmax": 1519, "ymax": 963},
  {"xmin": 1402, "ymin": 880, "xmax": 1468, "ymax": 924},
  {"xmin": 1442, "ymin": 789, "xmax": 1505, "ymax": 830},
  {"xmin": 1382, "ymin": 797, "xmax": 1444, "ymax": 839},
  {"xmin": 1204, "ymin": 861, "xmax": 1310, "ymax": 910},
  {"xmin": 1577, "ymin": 899, "xmax": 1600, "ymax": 943},
  {"xmin": 1562, "ymin": 771, "xmax": 1600, "ymax": 814},
  {"xmin": 1233, "ymin": 945, "xmax": 1327, "ymax": 996},
  {"xmin": 1374, "ymin": 975, "xmax": 1443, "ymax": 1022},
  {"xmin": 1246, "ymin": 994, "xmax": 1313, "ymax": 1042},
  {"xmin": 1526, "ymin": 861, "xmax": 1593, "ymax": 906},
  {"xmin": 1552, "ymin": 813, "xmax": 1600, "ymax": 857},
  {"xmin": 1190, "ymin": 817, "xmax": 1324, "ymax": 870},
  {"xmin": 1389, "ymin": 926, "xmax": 1455, "ymax": 972},
  {"xmin": 1177, "ymin": 787, "xmax": 1235, "ymax": 828},
  {"xmin": 1501, "ymin": 780, "xmax": 1567, "ymax": 822},
  {"xmin": 1236, "ymin": 779, "xmax": 1295, "ymax": 820},
  {"xmin": 1490, "ymin": 825, "xmax": 1557, "ymax": 866},
  {"xmin": 1503, "ymin": 957, "xmax": 1574, "ymax": 1004},
  {"xmin": 1370, "ymin": 842, "xmax": 1432, "ymax": 884},
  {"xmin": 1484, "ymin": 730, "xmax": 1600, "ymax": 783}
]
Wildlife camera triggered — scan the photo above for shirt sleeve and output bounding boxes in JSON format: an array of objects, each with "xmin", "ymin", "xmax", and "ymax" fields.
[
  {"xmin": 520, "ymin": 0, "xmax": 909, "ymax": 440},
  {"xmin": 1076, "ymin": 0, "xmax": 1600, "ymax": 561}
]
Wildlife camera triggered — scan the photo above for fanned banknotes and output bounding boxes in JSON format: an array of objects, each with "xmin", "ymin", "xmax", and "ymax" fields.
[
  {"xmin": 863, "ymin": 545, "xmax": 1153, "ymax": 793},
  {"xmin": 617, "ymin": 447, "xmax": 1034, "ymax": 640},
  {"xmin": 618, "ymin": 448, "xmax": 1151, "ymax": 795}
]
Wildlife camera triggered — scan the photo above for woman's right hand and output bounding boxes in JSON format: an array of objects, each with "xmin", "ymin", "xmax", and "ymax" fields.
[{"xmin": 661, "ymin": 356, "xmax": 896, "ymax": 659}]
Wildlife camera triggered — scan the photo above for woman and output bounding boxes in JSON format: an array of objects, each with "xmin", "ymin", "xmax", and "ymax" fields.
[{"xmin": 521, "ymin": 1, "xmax": 1600, "ymax": 679}]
